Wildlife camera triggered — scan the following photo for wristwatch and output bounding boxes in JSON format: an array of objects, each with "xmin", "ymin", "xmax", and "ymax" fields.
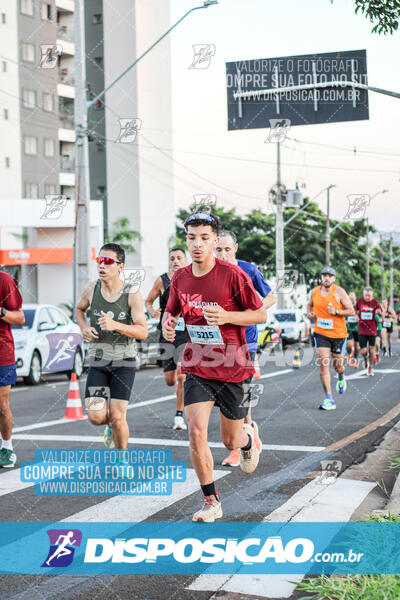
[
  {"xmin": 335, "ymin": 309, "xmax": 339, "ymax": 315},
  {"xmin": 0, "ymin": 307, "xmax": 6, "ymax": 319}
]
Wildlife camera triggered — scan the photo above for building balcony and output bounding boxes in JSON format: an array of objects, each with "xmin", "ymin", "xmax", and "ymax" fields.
[
  {"xmin": 59, "ymin": 111, "xmax": 74, "ymax": 128},
  {"xmin": 59, "ymin": 172, "xmax": 75, "ymax": 186},
  {"xmin": 60, "ymin": 157, "xmax": 75, "ymax": 172},
  {"xmin": 58, "ymin": 127, "xmax": 75, "ymax": 143},
  {"xmin": 55, "ymin": 0, "xmax": 74, "ymax": 14},
  {"xmin": 57, "ymin": 83, "xmax": 75, "ymax": 99}
]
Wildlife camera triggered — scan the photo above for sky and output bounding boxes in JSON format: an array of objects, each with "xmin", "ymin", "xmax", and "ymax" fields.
[{"xmin": 165, "ymin": 0, "xmax": 400, "ymax": 236}]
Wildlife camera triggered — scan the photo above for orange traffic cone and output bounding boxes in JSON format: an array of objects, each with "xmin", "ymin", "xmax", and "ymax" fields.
[
  {"xmin": 63, "ymin": 373, "xmax": 85, "ymax": 419},
  {"xmin": 253, "ymin": 356, "xmax": 261, "ymax": 379}
]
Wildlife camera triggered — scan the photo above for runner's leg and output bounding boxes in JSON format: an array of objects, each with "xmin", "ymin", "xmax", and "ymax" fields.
[
  {"xmin": 109, "ymin": 399, "xmax": 129, "ymax": 449},
  {"xmin": 316, "ymin": 347, "xmax": 332, "ymax": 395},
  {"xmin": 185, "ymin": 401, "xmax": 215, "ymax": 485}
]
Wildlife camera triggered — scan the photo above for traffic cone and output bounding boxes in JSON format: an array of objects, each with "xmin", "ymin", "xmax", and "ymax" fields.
[
  {"xmin": 63, "ymin": 373, "xmax": 85, "ymax": 419},
  {"xmin": 253, "ymin": 356, "xmax": 261, "ymax": 379},
  {"xmin": 292, "ymin": 348, "xmax": 302, "ymax": 369}
]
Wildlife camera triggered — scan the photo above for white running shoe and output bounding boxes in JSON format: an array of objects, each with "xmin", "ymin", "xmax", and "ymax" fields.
[
  {"xmin": 173, "ymin": 415, "xmax": 187, "ymax": 430},
  {"xmin": 240, "ymin": 423, "xmax": 260, "ymax": 474},
  {"xmin": 192, "ymin": 493, "xmax": 222, "ymax": 523}
]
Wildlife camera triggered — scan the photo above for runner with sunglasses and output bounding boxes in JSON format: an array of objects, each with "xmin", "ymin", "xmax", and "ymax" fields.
[
  {"xmin": 145, "ymin": 248, "xmax": 188, "ymax": 430},
  {"xmin": 76, "ymin": 243, "xmax": 148, "ymax": 451},
  {"xmin": 162, "ymin": 212, "xmax": 267, "ymax": 522}
]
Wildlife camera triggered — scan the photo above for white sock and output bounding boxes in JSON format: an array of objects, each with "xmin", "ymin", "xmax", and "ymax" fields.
[{"xmin": 1, "ymin": 438, "xmax": 13, "ymax": 451}]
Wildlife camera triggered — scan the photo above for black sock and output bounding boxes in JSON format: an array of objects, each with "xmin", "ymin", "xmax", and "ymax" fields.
[
  {"xmin": 175, "ymin": 410, "xmax": 183, "ymax": 417},
  {"xmin": 241, "ymin": 434, "xmax": 252, "ymax": 451},
  {"xmin": 201, "ymin": 482, "xmax": 217, "ymax": 499}
]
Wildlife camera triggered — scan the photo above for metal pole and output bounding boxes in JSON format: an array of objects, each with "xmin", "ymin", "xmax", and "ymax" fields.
[
  {"xmin": 379, "ymin": 234, "xmax": 385, "ymax": 301},
  {"xmin": 325, "ymin": 187, "xmax": 331, "ymax": 265},
  {"xmin": 275, "ymin": 141, "xmax": 285, "ymax": 309},
  {"xmin": 390, "ymin": 234, "xmax": 394, "ymax": 306},
  {"xmin": 74, "ymin": 0, "xmax": 90, "ymax": 302},
  {"xmin": 366, "ymin": 218, "xmax": 369, "ymax": 287}
]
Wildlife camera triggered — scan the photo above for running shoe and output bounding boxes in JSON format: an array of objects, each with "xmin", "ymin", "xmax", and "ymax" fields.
[
  {"xmin": 389, "ymin": 349, "xmax": 392, "ymax": 357},
  {"xmin": 240, "ymin": 423, "xmax": 259, "ymax": 474},
  {"xmin": 173, "ymin": 415, "xmax": 187, "ymax": 430},
  {"xmin": 192, "ymin": 493, "xmax": 222, "ymax": 523},
  {"xmin": 367, "ymin": 368, "xmax": 374, "ymax": 376},
  {"xmin": 352, "ymin": 358, "xmax": 359, "ymax": 368},
  {"xmin": 336, "ymin": 378, "xmax": 347, "ymax": 394},
  {"xmin": 319, "ymin": 398, "xmax": 336, "ymax": 410},
  {"xmin": 0, "ymin": 448, "xmax": 17, "ymax": 468},
  {"xmin": 103, "ymin": 424, "xmax": 115, "ymax": 449},
  {"xmin": 222, "ymin": 448, "xmax": 240, "ymax": 467}
]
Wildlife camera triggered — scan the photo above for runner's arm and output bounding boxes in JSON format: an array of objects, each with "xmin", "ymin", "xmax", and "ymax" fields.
[
  {"xmin": 335, "ymin": 288, "xmax": 355, "ymax": 317},
  {"xmin": 307, "ymin": 289, "xmax": 315, "ymax": 319},
  {"xmin": 375, "ymin": 302, "xmax": 383, "ymax": 316},
  {"xmin": 145, "ymin": 277, "xmax": 163, "ymax": 318},
  {"xmin": 389, "ymin": 307, "xmax": 396, "ymax": 319},
  {"xmin": 203, "ymin": 305, "xmax": 266, "ymax": 326},
  {"xmin": 112, "ymin": 289, "xmax": 148, "ymax": 340},
  {"xmin": 0, "ymin": 309, "xmax": 24, "ymax": 326},
  {"xmin": 262, "ymin": 291, "xmax": 276, "ymax": 310},
  {"xmin": 75, "ymin": 282, "xmax": 96, "ymax": 333}
]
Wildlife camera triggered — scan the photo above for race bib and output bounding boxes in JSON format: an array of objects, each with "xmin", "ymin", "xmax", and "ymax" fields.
[
  {"xmin": 383, "ymin": 321, "xmax": 392, "ymax": 328},
  {"xmin": 361, "ymin": 312, "xmax": 373, "ymax": 320},
  {"xmin": 347, "ymin": 316, "xmax": 356, "ymax": 323},
  {"xmin": 174, "ymin": 316, "xmax": 185, "ymax": 331},
  {"xmin": 317, "ymin": 317, "xmax": 333, "ymax": 330},
  {"xmin": 186, "ymin": 324, "xmax": 223, "ymax": 345}
]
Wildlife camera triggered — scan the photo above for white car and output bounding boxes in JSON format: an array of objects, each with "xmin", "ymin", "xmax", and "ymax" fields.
[
  {"xmin": 12, "ymin": 304, "xmax": 85, "ymax": 385},
  {"xmin": 272, "ymin": 309, "xmax": 309, "ymax": 344}
]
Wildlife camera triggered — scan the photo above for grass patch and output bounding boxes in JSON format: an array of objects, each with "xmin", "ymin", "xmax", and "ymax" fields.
[
  {"xmin": 296, "ymin": 512, "xmax": 400, "ymax": 599},
  {"xmin": 388, "ymin": 455, "xmax": 400, "ymax": 471}
]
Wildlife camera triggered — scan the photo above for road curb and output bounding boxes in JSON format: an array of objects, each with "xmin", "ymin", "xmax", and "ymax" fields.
[{"xmin": 386, "ymin": 419, "xmax": 400, "ymax": 514}]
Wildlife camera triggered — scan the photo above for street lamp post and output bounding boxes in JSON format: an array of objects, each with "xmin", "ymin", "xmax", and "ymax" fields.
[{"xmin": 325, "ymin": 185, "xmax": 336, "ymax": 265}]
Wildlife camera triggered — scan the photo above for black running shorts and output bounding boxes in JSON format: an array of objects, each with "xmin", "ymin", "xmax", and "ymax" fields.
[
  {"xmin": 348, "ymin": 331, "xmax": 359, "ymax": 342},
  {"xmin": 358, "ymin": 334, "xmax": 376, "ymax": 349},
  {"xmin": 183, "ymin": 373, "xmax": 252, "ymax": 420},
  {"xmin": 314, "ymin": 333, "xmax": 347, "ymax": 354},
  {"xmin": 159, "ymin": 332, "xmax": 187, "ymax": 373},
  {"xmin": 85, "ymin": 357, "xmax": 136, "ymax": 401}
]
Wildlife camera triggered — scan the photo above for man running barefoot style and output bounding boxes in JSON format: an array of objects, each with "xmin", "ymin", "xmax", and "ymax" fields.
[
  {"xmin": 307, "ymin": 266, "xmax": 354, "ymax": 411},
  {"xmin": 162, "ymin": 213, "xmax": 266, "ymax": 522},
  {"xmin": 354, "ymin": 287, "xmax": 382, "ymax": 376},
  {"xmin": 146, "ymin": 248, "xmax": 188, "ymax": 430},
  {"xmin": 76, "ymin": 243, "xmax": 148, "ymax": 451},
  {"xmin": 346, "ymin": 292, "xmax": 360, "ymax": 368},
  {"xmin": 0, "ymin": 270, "xmax": 24, "ymax": 468},
  {"xmin": 215, "ymin": 230, "xmax": 276, "ymax": 467}
]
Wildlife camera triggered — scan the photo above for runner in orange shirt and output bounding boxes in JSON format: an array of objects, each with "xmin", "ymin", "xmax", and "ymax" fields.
[{"xmin": 307, "ymin": 267, "xmax": 355, "ymax": 410}]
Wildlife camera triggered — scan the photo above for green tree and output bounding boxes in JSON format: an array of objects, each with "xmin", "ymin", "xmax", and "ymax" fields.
[
  {"xmin": 331, "ymin": 0, "xmax": 400, "ymax": 34},
  {"xmin": 105, "ymin": 217, "xmax": 141, "ymax": 255}
]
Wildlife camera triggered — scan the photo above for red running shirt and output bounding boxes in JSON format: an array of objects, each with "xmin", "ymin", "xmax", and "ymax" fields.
[
  {"xmin": 355, "ymin": 298, "xmax": 381, "ymax": 335},
  {"xmin": 0, "ymin": 271, "xmax": 23, "ymax": 366},
  {"xmin": 166, "ymin": 258, "xmax": 263, "ymax": 382}
]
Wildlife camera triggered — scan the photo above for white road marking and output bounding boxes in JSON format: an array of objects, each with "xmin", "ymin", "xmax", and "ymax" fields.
[
  {"xmin": 11, "ymin": 433, "xmax": 324, "ymax": 452},
  {"xmin": 189, "ymin": 478, "xmax": 376, "ymax": 598},
  {"xmin": 345, "ymin": 368, "xmax": 400, "ymax": 381}
]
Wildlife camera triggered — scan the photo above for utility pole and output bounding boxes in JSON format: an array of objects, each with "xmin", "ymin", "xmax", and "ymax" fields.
[
  {"xmin": 325, "ymin": 185, "xmax": 335, "ymax": 265},
  {"xmin": 389, "ymin": 234, "xmax": 394, "ymax": 306},
  {"xmin": 73, "ymin": 0, "xmax": 90, "ymax": 310},
  {"xmin": 275, "ymin": 140, "xmax": 285, "ymax": 309},
  {"xmin": 379, "ymin": 234, "xmax": 385, "ymax": 301},
  {"xmin": 365, "ymin": 217, "xmax": 370, "ymax": 287}
]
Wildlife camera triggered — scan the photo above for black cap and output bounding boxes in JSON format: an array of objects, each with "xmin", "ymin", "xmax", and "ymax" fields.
[{"xmin": 321, "ymin": 266, "xmax": 336, "ymax": 276}]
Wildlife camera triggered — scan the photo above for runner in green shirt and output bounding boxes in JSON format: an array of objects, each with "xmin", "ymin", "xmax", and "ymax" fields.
[{"xmin": 345, "ymin": 292, "xmax": 359, "ymax": 368}]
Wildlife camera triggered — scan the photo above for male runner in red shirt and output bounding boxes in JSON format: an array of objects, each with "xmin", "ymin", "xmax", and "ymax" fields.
[
  {"xmin": 162, "ymin": 212, "xmax": 266, "ymax": 522},
  {"xmin": 355, "ymin": 287, "xmax": 382, "ymax": 376}
]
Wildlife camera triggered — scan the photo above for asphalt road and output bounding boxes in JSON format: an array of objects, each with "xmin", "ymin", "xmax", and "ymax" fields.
[{"xmin": 1, "ymin": 340, "xmax": 399, "ymax": 599}]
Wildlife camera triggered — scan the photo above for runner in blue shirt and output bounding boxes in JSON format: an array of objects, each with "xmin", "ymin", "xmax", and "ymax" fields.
[{"xmin": 215, "ymin": 230, "xmax": 276, "ymax": 466}]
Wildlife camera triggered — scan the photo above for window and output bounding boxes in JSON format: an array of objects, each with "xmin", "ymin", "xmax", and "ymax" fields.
[
  {"xmin": 38, "ymin": 308, "xmax": 52, "ymax": 328},
  {"xmin": 1, "ymin": 13, "xmax": 6, "ymax": 24},
  {"xmin": 24, "ymin": 136, "xmax": 37, "ymax": 155},
  {"xmin": 21, "ymin": 43, "xmax": 35, "ymax": 62},
  {"xmin": 44, "ymin": 138, "xmax": 55, "ymax": 157},
  {"xmin": 21, "ymin": 0, "xmax": 34, "ymax": 16},
  {"xmin": 2, "ymin": 61, "xmax": 6, "ymax": 72},
  {"xmin": 5, "ymin": 157, "xmax": 10, "ymax": 168},
  {"xmin": 96, "ymin": 186, "xmax": 105, "ymax": 196},
  {"xmin": 48, "ymin": 307, "xmax": 68, "ymax": 326},
  {"xmin": 43, "ymin": 93, "xmax": 53, "ymax": 111},
  {"xmin": 41, "ymin": 2, "xmax": 51, "ymax": 20},
  {"xmin": 23, "ymin": 89, "xmax": 36, "ymax": 108},
  {"xmin": 94, "ymin": 56, "xmax": 103, "ymax": 68},
  {"xmin": 25, "ymin": 182, "xmax": 39, "ymax": 198},
  {"xmin": 93, "ymin": 13, "xmax": 102, "ymax": 24},
  {"xmin": 45, "ymin": 183, "xmax": 56, "ymax": 195},
  {"xmin": 3, "ymin": 109, "xmax": 8, "ymax": 120}
]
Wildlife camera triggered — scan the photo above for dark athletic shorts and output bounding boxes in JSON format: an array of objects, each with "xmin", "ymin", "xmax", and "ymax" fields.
[
  {"xmin": 184, "ymin": 372, "xmax": 254, "ymax": 421},
  {"xmin": 314, "ymin": 333, "xmax": 347, "ymax": 355},
  {"xmin": 159, "ymin": 332, "xmax": 187, "ymax": 373},
  {"xmin": 358, "ymin": 334, "xmax": 376, "ymax": 349},
  {"xmin": 85, "ymin": 357, "xmax": 136, "ymax": 401},
  {"xmin": 383, "ymin": 324, "xmax": 393, "ymax": 333},
  {"xmin": 0, "ymin": 363, "xmax": 17, "ymax": 387},
  {"xmin": 348, "ymin": 331, "xmax": 359, "ymax": 342}
]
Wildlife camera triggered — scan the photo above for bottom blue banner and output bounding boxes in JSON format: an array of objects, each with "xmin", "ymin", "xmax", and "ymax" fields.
[{"xmin": 0, "ymin": 522, "xmax": 398, "ymax": 574}]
